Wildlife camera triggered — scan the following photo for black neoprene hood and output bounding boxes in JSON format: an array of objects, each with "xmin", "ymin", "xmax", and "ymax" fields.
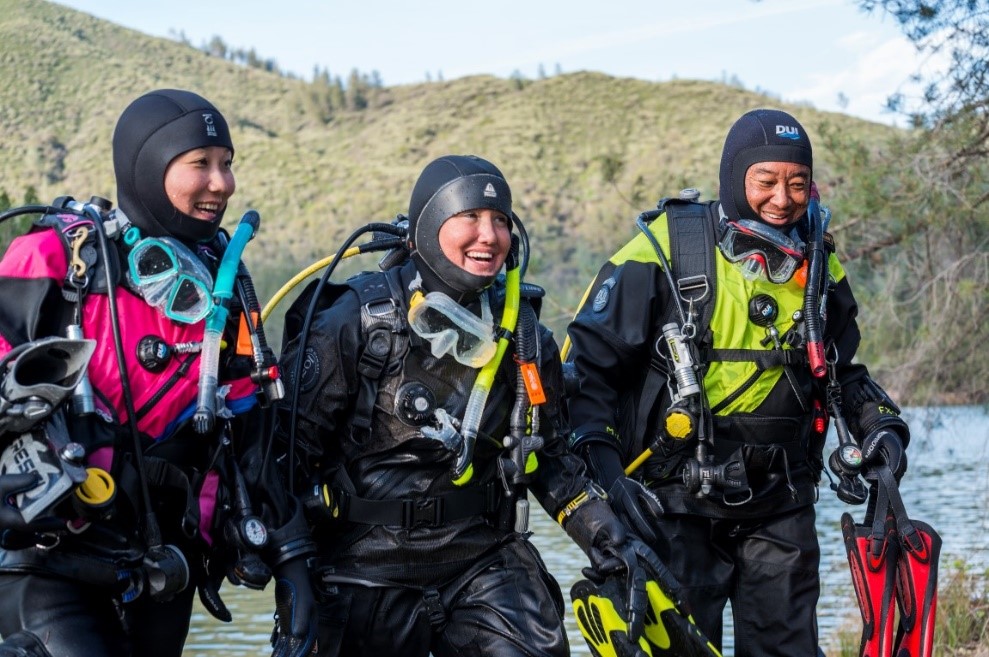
[
  {"xmin": 718, "ymin": 108, "xmax": 813, "ymax": 223},
  {"xmin": 407, "ymin": 155, "xmax": 513, "ymax": 301},
  {"xmin": 112, "ymin": 89, "xmax": 234, "ymax": 243}
]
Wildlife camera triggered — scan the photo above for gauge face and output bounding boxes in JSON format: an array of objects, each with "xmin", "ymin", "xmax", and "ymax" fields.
[
  {"xmin": 242, "ymin": 517, "xmax": 268, "ymax": 547},
  {"xmin": 839, "ymin": 444, "xmax": 863, "ymax": 468}
]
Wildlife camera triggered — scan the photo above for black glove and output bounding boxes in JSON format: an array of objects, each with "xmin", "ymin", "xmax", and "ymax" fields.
[
  {"xmin": 861, "ymin": 429, "xmax": 907, "ymax": 480},
  {"xmin": 585, "ymin": 442, "xmax": 663, "ymax": 544},
  {"xmin": 0, "ymin": 473, "xmax": 41, "ymax": 530},
  {"xmin": 270, "ymin": 557, "xmax": 318, "ymax": 657},
  {"xmin": 563, "ymin": 492, "xmax": 650, "ymax": 642}
]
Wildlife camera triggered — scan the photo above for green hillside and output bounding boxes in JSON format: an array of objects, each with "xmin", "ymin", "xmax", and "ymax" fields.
[{"xmin": 7, "ymin": 0, "xmax": 947, "ymax": 396}]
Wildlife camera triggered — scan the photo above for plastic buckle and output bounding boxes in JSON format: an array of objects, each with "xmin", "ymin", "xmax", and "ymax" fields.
[
  {"xmin": 422, "ymin": 588, "xmax": 446, "ymax": 626},
  {"xmin": 403, "ymin": 497, "xmax": 443, "ymax": 528}
]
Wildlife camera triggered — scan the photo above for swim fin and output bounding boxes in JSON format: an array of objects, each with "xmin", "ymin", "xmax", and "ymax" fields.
[
  {"xmin": 571, "ymin": 546, "xmax": 722, "ymax": 657},
  {"xmin": 641, "ymin": 579, "xmax": 723, "ymax": 657},
  {"xmin": 572, "ymin": 576, "xmax": 653, "ymax": 657},
  {"xmin": 876, "ymin": 464, "xmax": 942, "ymax": 657},
  {"xmin": 842, "ymin": 509, "xmax": 899, "ymax": 657},
  {"xmin": 843, "ymin": 464, "xmax": 941, "ymax": 657}
]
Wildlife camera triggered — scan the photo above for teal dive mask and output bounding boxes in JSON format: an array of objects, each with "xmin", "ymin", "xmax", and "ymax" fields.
[{"xmin": 126, "ymin": 236, "xmax": 214, "ymax": 323}]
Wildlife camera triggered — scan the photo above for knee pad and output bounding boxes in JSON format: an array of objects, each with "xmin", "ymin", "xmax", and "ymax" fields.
[{"xmin": 0, "ymin": 631, "xmax": 52, "ymax": 657}]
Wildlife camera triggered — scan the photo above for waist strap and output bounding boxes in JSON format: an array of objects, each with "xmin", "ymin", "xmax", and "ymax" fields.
[{"xmin": 339, "ymin": 482, "xmax": 502, "ymax": 528}]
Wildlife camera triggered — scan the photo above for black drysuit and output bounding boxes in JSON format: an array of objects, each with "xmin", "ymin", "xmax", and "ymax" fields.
[{"xmin": 279, "ymin": 260, "xmax": 589, "ymax": 657}]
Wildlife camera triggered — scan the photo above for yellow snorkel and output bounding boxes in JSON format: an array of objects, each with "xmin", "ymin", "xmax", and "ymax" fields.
[{"xmin": 450, "ymin": 247, "xmax": 521, "ymax": 486}]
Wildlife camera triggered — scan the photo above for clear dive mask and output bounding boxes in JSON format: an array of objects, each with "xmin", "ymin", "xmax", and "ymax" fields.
[
  {"xmin": 408, "ymin": 290, "xmax": 497, "ymax": 368},
  {"xmin": 126, "ymin": 236, "xmax": 215, "ymax": 324},
  {"xmin": 719, "ymin": 219, "xmax": 806, "ymax": 284}
]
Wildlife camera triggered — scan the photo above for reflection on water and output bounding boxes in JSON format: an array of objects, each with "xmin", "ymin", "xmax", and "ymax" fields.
[{"xmin": 183, "ymin": 406, "xmax": 989, "ymax": 656}]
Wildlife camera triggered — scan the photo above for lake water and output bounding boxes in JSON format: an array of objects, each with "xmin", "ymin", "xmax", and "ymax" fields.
[{"xmin": 181, "ymin": 405, "xmax": 989, "ymax": 656}]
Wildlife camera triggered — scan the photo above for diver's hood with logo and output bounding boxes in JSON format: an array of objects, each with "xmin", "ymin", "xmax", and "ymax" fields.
[
  {"xmin": 112, "ymin": 89, "xmax": 234, "ymax": 243},
  {"xmin": 407, "ymin": 155, "xmax": 513, "ymax": 303},
  {"xmin": 718, "ymin": 108, "xmax": 813, "ymax": 224}
]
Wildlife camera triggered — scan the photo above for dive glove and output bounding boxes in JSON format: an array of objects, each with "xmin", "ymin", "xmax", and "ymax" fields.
[
  {"xmin": 562, "ymin": 489, "xmax": 651, "ymax": 643},
  {"xmin": 270, "ymin": 557, "xmax": 318, "ymax": 657},
  {"xmin": 861, "ymin": 429, "xmax": 907, "ymax": 480},
  {"xmin": 585, "ymin": 442, "xmax": 664, "ymax": 544}
]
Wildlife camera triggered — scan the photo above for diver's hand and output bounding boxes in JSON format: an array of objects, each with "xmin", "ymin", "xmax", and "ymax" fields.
[
  {"xmin": 606, "ymin": 477, "xmax": 664, "ymax": 545},
  {"xmin": 585, "ymin": 442, "xmax": 663, "ymax": 543},
  {"xmin": 270, "ymin": 558, "xmax": 318, "ymax": 657},
  {"xmin": 563, "ymin": 493, "xmax": 649, "ymax": 642},
  {"xmin": 861, "ymin": 429, "xmax": 906, "ymax": 480},
  {"xmin": 0, "ymin": 473, "xmax": 41, "ymax": 529}
]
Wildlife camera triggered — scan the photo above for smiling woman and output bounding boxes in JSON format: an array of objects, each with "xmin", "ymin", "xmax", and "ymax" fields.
[
  {"xmin": 163, "ymin": 146, "xmax": 236, "ymax": 223},
  {"xmin": 273, "ymin": 153, "xmax": 667, "ymax": 656},
  {"xmin": 437, "ymin": 208, "xmax": 512, "ymax": 279},
  {"xmin": 0, "ymin": 88, "xmax": 315, "ymax": 657}
]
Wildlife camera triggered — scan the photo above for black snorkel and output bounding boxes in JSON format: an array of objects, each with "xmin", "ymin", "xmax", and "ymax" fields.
[{"xmin": 803, "ymin": 197, "xmax": 827, "ymax": 378}]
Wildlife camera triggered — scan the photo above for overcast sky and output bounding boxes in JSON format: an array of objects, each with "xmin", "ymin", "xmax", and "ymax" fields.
[{"xmin": 55, "ymin": 0, "xmax": 940, "ymax": 126}]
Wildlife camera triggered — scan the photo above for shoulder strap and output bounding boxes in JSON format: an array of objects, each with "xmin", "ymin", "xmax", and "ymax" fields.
[
  {"xmin": 627, "ymin": 198, "xmax": 719, "ymax": 459},
  {"xmin": 34, "ymin": 201, "xmax": 121, "ymax": 297},
  {"xmin": 351, "ymin": 270, "xmax": 407, "ymax": 433},
  {"xmin": 659, "ymin": 198, "xmax": 719, "ymax": 334}
]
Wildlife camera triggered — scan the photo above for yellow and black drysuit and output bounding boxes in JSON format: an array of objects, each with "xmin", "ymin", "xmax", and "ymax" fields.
[
  {"xmin": 567, "ymin": 108, "xmax": 910, "ymax": 656},
  {"xmin": 567, "ymin": 204, "xmax": 907, "ymax": 654}
]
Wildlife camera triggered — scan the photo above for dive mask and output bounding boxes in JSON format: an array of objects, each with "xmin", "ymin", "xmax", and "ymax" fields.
[
  {"xmin": 408, "ymin": 290, "xmax": 497, "ymax": 368},
  {"xmin": 719, "ymin": 219, "xmax": 806, "ymax": 284},
  {"xmin": 127, "ymin": 236, "xmax": 214, "ymax": 324}
]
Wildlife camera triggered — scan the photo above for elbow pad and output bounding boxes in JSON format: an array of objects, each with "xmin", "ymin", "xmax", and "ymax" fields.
[{"xmin": 844, "ymin": 375, "xmax": 910, "ymax": 448}]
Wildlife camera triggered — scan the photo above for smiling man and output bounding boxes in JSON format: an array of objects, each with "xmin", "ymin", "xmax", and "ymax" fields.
[{"xmin": 565, "ymin": 108, "xmax": 911, "ymax": 656}]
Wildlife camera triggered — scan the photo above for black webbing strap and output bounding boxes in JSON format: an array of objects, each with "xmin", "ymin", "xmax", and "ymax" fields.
[
  {"xmin": 351, "ymin": 273, "xmax": 405, "ymax": 432},
  {"xmin": 632, "ymin": 200, "xmax": 719, "ymax": 450},
  {"xmin": 338, "ymin": 481, "xmax": 503, "ymax": 528},
  {"xmin": 706, "ymin": 347, "xmax": 808, "ymax": 370},
  {"xmin": 663, "ymin": 200, "xmax": 718, "ymax": 331}
]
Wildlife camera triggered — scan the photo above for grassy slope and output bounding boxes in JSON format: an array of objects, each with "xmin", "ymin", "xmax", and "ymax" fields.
[{"xmin": 1, "ymin": 0, "xmax": 892, "ymax": 336}]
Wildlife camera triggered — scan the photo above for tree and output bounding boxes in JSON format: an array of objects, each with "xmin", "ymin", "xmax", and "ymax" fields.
[
  {"xmin": 206, "ymin": 35, "xmax": 227, "ymax": 60},
  {"xmin": 860, "ymin": 2, "xmax": 989, "ymax": 180},
  {"xmin": 861, "ymin": 1, "xmax": 989, "ymax": 122},
  {"xmin": 346, "ymin": 69, "xmax": 368, "ymax": 110},
  {"xmin": 823, "ymin": 1, "xmax": 989, "ymax": 403}
]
